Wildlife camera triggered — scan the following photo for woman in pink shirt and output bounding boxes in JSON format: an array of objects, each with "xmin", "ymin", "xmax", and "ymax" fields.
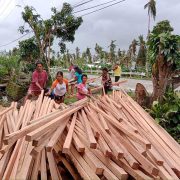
[
  {"xmin": 77, "ymin": 74, "xmax": 91, "ymax": 100},
  {"xmin": 24, "ymin": 62, "xmax": 48, "ymax": 102}
]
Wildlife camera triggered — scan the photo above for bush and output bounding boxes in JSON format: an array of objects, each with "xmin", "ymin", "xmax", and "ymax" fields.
[{"xmin": 148, "ymin": 89, "xmax": 180, "ymax": 143}]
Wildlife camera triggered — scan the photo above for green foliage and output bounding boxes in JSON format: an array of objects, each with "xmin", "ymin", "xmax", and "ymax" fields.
[
  {"xmin": 148, "ymin": 20, "xmax": 180, "ymax": 69},
  {"xmin": 148, "ymin": 32, "xmax": 180, "ymax": 69},
  {"xmin": 19, "ymin": 37, "xmax": 40, "ymax": 62},
  {"xmin": 19, "ymin": 3, "xmax": 83, "ymax": 69},
  {"xmin": 151, "ymin": 20, "xmax": 173, "ymax": 34},
  {"xmin": 149, "ymin": 89, "xmax": 180, "ymax": 143},
  {"xmin": 0, "ymin": 55, "xmax": 20, "ymax": 77}
]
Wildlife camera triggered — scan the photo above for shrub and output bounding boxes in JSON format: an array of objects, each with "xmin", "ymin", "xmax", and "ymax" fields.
[{"xmin": 148, "ymin": 89, "xmax": 180, "ymax": 143}]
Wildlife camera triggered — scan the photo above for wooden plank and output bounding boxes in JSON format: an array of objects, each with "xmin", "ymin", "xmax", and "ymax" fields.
[
  {"xmin": 30, "ymin": 138, "xmax": 49, "ymax": 157},
  {"xmin": 89, "ymin": 102, "xmax": 151, "ymax": 150},
  {"xmin": 46, "ymin": 118, "xmax": 69, "ymax": 152},
  {"xmin": 63, "ymin": 113, "xmax": 77, "ymax": 153},
  {"xmin": 98, "ymin": 113, "xmax": 109, "ymax": 133},
  {"xmin": 97, "ymin": 135, "xmax": 112, "ymax": 157},
  {"xmin": 32, "ymin": 129, "xmax": 55, "ymax": 147},
  {"xmin": 3, "ymin": 139, "xmax": 24, "ymax": 179},
  {"xmin": 4, "ymin": 105, "xmax": 85, "ymax": 145},
  {"xmin": 0, "ymin": 148, "xmax": 13, "ymax": 179},
  {"xmin": 121, "ymin": 95, "xmax": 180, "ymax": 165},
  {"xmin": 70, "ymin": 145, "xmax": 100, "ymax": 180},
  {"xmin": 75, "ymin": 131, "xmax": 104, "ymax": 175},
  {"xmin": 84, "ymin": 107, "xmax": 124, "ymax": 159},
  {"xmin": 75, "ymin": 126, "xmax": 128, "ymax": 180},
  {"xmin": 59, "ymin": 155, "xmax": 80, "ymax": 180},
  {"xmin": 111, "ymin": 125, "xmax": 159, "ymax": 176},
  {"xmin": 72, "ymin": 132, "xmax": 85, "ymax": 153},
  {"xmin": 125, "ymin": 93, "xmax": 180, "ymax": 156},
  {"xmin": 110, "ymin": 127, "xmax": 139, "ymax": 169},
  {"xmin": 80, "ymin": 110, "xmax": 97, "ymax": 149},
  {"xmin": 15, "ymin": 142, "xmax": 34, "ymax": 179},
  {"xmin": 0, "ymin": 107, "xmax": 13, "ymax": 118},
  {"xmin": 68, "ymin": 150, "xmax": 91, "ymax": 180},
  {"xmin": 47, "ymin": 151, "xmax": 62, "ymax": 180},
  {"xmin": 112, "ymin": 156, "xmax": 153, "ymax": 180},
  {"xmin": 40, "ymin": 148, "xmax": 47, "ymax": 180},
  {"xmin": 93, "ymin": 149, "xmax": 128, "ymax": 180},
  {"xmin": 31, "ymin": 151, "xmax": 41, "ymax": 180}
]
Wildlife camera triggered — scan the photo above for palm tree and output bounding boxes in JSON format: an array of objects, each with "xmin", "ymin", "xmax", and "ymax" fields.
[
  {"xmin": 144, "ymin": 0, "xmax": 156, "ymax": 77},
  {"xmin": 136, "ymin": 35, "xmax": 146, "ymax": 66},
  {"xmin": 144, "ymin": 0, "xmax": 156, "ymax": 35}
]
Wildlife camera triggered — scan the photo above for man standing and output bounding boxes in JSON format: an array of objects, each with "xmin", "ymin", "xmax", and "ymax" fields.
[
  {"xmin": 113, "ymin": 63, "xmax": 121, "ymax": 82},
  {"xmin": 24, "ymin": 62, "xmax": 48, "ymax": 102}
]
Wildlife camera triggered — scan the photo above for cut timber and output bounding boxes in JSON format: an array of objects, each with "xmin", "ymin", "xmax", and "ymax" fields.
[
  {"xmin": 80, "ymin": 110, "xmax": 97, "ymax": 149},
  {"xmin": 63, "ymin": 113, "xmax": 77, "ymax": 153},
  {"xmin": 98, "ymin": 136, "xmax": 112, "ymax": 157},
  {"xmin": 40, "ymin": 148, "xmax": 47, "ymax": 180},
  {"xmin": 4, "ymin": 104, "xmax": 85, "ymax": 145},
  {"xmin": 84, "ymin": 107, "xmax": 124, "ymax": 159},
  {"xmin": 70, "ymin": 145, "xmax": 100, "ymax": 180},
  {"xmin": 46, "ymin": 118, "xmax": 70, "ymax": 151},
  {"xmin": 72, "ymin": 132, "xmax": 85, "ymax": 153},
  {"xmin": 59, "ymin": 155, "xmax": 80, "ymax": 180},
  {"xmin": 0, "ymin": 107, "xmax": 13, "ymax": 118},
  {"xmin": 111, "ymin": 124, "xmax": 159, "ymax": 176},
  {"xmin": 47, "ymin": 150, "xmax": 62, "ymax": 180},
  {"xmin": 98, "ymin": 113, "xmax": 109, "ymax": 133},
  {"xmin": 89, "ymin": 103, "xmax": 151, "ymax": 150}
]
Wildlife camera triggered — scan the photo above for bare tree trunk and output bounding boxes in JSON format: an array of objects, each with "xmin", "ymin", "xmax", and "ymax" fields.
[
  {"xmin": 145, "ymin": 14, "xmax": 151, "ymax": 77},
  {"xmin": 151, "ymin": 55, "xmax": 170, "ymax": 102}
]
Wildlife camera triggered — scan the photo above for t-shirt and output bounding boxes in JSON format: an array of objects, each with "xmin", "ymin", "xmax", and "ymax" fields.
[
  {"xmin": 68, "ymin": 68, "xmax": 75, "ymax": 80},
  {"xmin": 29, "ymin": 70, "xmax": 48, "ymax": 92},
  {"xmin": 51, "ymin": 79, "xmax": 68, "ymax": 96},
  {"xmin": 114, "ymin": 66, "xmax": 121, "ymax": 76},
  {"xmin": 77, "ymin": 83, "xmax": 88, "ymax": 100},
  {"xmin": 75, "ymin": 72, "xmax": 82, "ymax": 84}
]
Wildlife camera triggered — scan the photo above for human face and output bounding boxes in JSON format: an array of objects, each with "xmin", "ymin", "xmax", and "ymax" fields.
[
  {"xmin": 102, "ymin": 70, "xmax": 107, "ymax": 74},
  {"xmin": 56, "ymin": 74, "xmax": 63, "ymax": 82},
  {"xmin": 36, "ymin": 64, "xmax": 43, "ymax": 72},
  {"xmin": 82, "ymin": 76, "xmax": 87, "ymax": 84}
]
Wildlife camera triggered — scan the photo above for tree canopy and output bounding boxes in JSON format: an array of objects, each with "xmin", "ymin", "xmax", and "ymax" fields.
[{"xmin": 19, "ymin": 3, "xmax": 83, "ymax": 72}]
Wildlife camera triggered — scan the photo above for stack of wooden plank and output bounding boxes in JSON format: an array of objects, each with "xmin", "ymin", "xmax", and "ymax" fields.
[{"xmin": 0, "ymin": 90, "xmax": 180, "ymax": 179}]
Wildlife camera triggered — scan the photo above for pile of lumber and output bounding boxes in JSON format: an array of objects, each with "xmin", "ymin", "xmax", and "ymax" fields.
[{"xmin": 0, "ymin": 90, "xmax": 180, "ymax": 180}]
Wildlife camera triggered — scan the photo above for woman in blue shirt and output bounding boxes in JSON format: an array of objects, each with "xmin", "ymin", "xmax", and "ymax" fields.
[{"xmin": 74, "ymin": 66, "xmax": 83, "ymax": 84}]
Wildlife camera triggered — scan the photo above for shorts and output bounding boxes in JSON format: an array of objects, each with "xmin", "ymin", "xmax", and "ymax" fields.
[
  {"xmin": 54, "ymin": 94, "xmax": 65, "ymax": 101},
  {"xmin": 115, "ymin": 76, "xmax": 120, "ymax": 82}
]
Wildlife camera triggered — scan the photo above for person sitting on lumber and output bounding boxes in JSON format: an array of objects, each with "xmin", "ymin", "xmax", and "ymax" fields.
[
  {"xmin": 46, "ymin": 71, "xmax": 69, "ymax": 104},
  {"xmin": 77, "ymin": 74, "xmax": 91, "ymax": 100},
  {"xmin": 101, "ymin": 67, "xmax": 112, "ymax": 94},
  {"xmin": 24, "ymin": 62, "xmax": 48, "ymax": 102}
]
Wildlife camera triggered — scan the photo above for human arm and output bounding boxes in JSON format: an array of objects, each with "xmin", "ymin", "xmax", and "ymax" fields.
[{"xmin": 45, "ymin": 80, "xmax": 56, "ymax": 95}]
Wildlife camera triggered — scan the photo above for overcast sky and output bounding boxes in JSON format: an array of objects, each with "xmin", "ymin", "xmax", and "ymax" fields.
[{"xmin": 0, "ymin": 0, "xmax": 180, "ymax": 54}]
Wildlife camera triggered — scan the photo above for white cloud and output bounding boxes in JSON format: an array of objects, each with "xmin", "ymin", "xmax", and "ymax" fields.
[{"xmin": 0, "ymin": 0, "xmax": 180, "ymax": 55}]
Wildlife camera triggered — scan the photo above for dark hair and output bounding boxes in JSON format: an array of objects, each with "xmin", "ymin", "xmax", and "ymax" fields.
[
  {"xmin": 36, "ymin": 61, "xmax": 43, "ymax": 67},
  {"xmin": 81, "ymin": 74, "xmax": 87, "ymax": 80},
  {"xmin": 74, "ymin": 66, "xmax": 82, "ymax": 74},
  {"xmin": 102, "ymin": 67, "xmax": 108, "ymax": 72},
  {"xmin": 56, "ymin": 71, "xmax": 63, "ymax": 77}
]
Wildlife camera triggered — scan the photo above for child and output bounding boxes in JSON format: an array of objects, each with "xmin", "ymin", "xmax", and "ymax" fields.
[
  {"xmin": 77, "ymin": 74, "xmax": 91, "ymax": 100},
  {"xmin": 101, "ymin": 67, "xmax": 112, "ymax": 94},
  {"xmin": 74, "ymin": 66, "xmax": 83, "ymax": 84},
  {"xmin": 46, "ymin": 71, "xmax": 68, "ymax": 104}
]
